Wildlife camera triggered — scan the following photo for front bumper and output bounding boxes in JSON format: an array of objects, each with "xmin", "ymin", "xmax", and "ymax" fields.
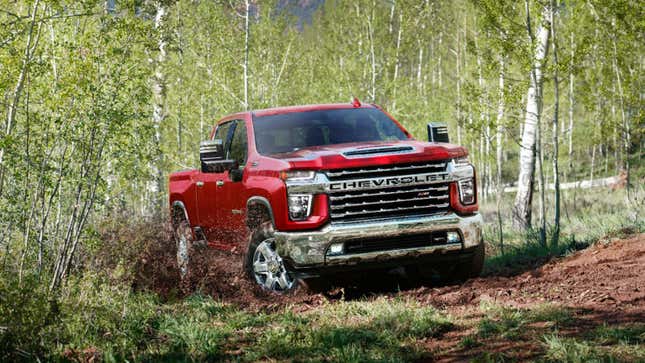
[{"xmin": 275, "ymin": 212, "xmax": 483, "ymax": 273}]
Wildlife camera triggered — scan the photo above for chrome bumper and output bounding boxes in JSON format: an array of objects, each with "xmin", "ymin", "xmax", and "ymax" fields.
[{"xmin": 274, "ymin": 213, "xmax": 483, "ymax": 268}]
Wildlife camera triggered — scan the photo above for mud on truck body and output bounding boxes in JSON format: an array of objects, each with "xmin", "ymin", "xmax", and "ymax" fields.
[{"xmin": 169, "ymin": 101, "xmax": 483, "ymax": 292}]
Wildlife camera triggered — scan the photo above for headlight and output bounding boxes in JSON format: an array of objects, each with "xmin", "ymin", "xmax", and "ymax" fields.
[
  {"xmin": 280, "ymin": 170, "xmax": 316, "ymax": 181},
  {"xmin": 458, "ymin": 179, "xmax": 476, "ymax": 205},
  {"xmin": 288, "ymin": 194, "xmax": 312, "ymax": 220}
]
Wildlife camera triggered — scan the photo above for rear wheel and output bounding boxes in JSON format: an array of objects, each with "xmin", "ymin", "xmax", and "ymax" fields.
[
  {"xmin": 174, "ymin": 219, "xmax": 193, "ymax": 280},
  {"xmin": 245, "ymin": 221, "xmax": 297, "ymax": 292},
  {"xmin": 173, "ymin": 218, "xmax": 207, "ymax": 292}
]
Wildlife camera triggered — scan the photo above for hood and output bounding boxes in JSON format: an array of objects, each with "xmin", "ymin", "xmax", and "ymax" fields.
[{"xmin": 268, "ymin": 140, "xmax": 468, "ymax": 170}]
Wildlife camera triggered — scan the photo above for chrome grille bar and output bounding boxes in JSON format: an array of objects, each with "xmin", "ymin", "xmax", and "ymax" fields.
[
  {"xmin": 330, "ymin": 195, "xmax": 449, "ymax": 210},
  {"xmin": 331, "ymin": 203, "xmax": 450, "ymax": 219},
  {"xmin": 326, "ymin": 160, "xmax": 452, "ymax": 222},
  {"xmin": 329, "ymin": 185, "xmax": 449, "ymax": 201}
]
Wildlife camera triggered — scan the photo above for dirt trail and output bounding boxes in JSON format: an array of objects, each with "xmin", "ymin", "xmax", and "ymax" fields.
[
  {"xmin": 122, "ymin": 228, "xmax": 645, "ymax": 360},
  {"xmin": 404, "ymin": 233, "xmax": 645, "ymax": 312},
  {"xmin": 133, "ymin": 222, "xmax": 644, "ymax": 317}
]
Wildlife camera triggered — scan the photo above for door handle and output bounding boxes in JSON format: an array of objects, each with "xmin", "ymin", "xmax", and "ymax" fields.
[
  {"xmin": 196, "ymin": 181, "xmax": 204, "ymax": 187},
  {"xmin": 216, "ymin": 180, "xmax": 225, "ymax": 187}
]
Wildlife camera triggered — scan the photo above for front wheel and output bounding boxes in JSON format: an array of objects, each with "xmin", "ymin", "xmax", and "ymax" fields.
[
  {"xmin": 245, "ymin": 222, "xmax": 297, "ymax": 292},
  {"xmin": 453, "ymin": 242, "xmax": 485, "ymax": 281}
]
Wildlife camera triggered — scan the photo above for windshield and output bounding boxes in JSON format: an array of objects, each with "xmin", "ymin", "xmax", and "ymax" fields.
[{"xmin": 252, "ymin": 108, "xmax": 408, "ymax": 155}]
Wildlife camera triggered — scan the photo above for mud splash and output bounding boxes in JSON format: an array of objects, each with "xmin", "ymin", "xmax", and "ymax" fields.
[{"xmin": 96, "ymin": 219, "xmax": 643, "ymax": 315}]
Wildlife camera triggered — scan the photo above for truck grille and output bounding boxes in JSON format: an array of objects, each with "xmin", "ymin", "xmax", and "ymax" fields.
[{"xmin": 326, "ymin": 161, "xmax": 451, "ymax": 222}]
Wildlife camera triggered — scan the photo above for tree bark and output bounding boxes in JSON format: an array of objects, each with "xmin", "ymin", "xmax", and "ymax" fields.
[
  {"xmin": 496, "ymin": 55, "xmax": 506, "ymax": 253},
  {"xmin": 367, "ymin": 9, "xmax": 376, "ymax": 102},
  {"xmin": 512, "ymin": 1, "xmax": 551, "ymax": 230},
  {"xmin": 567, "ymin": 31, "xmax": 574, "ymax": 183},
  {"xmin": 148, "ymin": 0, "xmax": 169, "ymax": 214},
  {"xmin": 550, "ymin": 0, "xmax": 560, "ymax": 246},
  {"xmin": 243, "ymin": 0, "xmax": 250, "ymax": 110}
]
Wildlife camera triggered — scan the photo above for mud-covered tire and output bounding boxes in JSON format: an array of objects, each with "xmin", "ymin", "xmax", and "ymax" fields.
[
  {"xmin": 173, "ymin": 219, "xmax": 205, "ymax": 293},
  {"xmin": 453, "ymin": 242, "xmax": 485, "ymax": 281},
  {"xmin": 245, "ymin": 221, "xmax": 298, "ymax": 292}
]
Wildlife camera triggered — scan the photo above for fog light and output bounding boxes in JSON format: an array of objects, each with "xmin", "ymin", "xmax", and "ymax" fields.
[
  {"xmin": 458, "ymin": 178, "xmax": 476, "ymax": 205},
  {"xmin": 447, "ymin": 231, "xmax": 461, "ymax": 244},
  {"xmin": 327, "ymin": 243, "xmax": 344, "ymax": 255},
  {"xmin": 288, "ymin": 194, "xmax": 312, "ymax": 220}
]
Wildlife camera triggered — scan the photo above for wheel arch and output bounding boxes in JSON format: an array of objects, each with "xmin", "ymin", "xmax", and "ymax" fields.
[
  {"xmin": 171, "ymin": 200, "xmax": 191, "ymax": 228},
  {"xmin": 246, "ymin": 196, "xmax": 275, "ymax": 230}
]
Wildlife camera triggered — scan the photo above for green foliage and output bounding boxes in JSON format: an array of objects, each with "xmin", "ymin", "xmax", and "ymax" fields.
[
  {"xmin": 0, "ymin": 1, "xmax": 643, "ymax": 360},
  {"xmin": 0, "ymin": 273, "xmax": 453, "ymax": 361}
]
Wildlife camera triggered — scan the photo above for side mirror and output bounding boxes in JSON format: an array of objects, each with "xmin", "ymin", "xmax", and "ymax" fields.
[
  {"xmin": 427, "ymin": 122, "xmax": 449, "ymax": 143},
  {"xmin": 200, "ymin": 139, "xmax": 238, "ymax": 173},
  {"xmin": 229, "ymin": 168, "xmax": 243, "ymax": 182}
]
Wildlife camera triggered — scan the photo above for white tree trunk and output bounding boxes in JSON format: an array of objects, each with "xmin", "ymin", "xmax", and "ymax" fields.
[
  {"xmin": 550, "ymin": 0, "xmax": 561, "ymax": 245},
  {"xmin": 512, "ymin": 2, "xmax": 551, "ymax": 230},
  {"xmin": 496, "ymin": 55, "xmax": 505, "ymax": 252},
  {"xmin": 243, "ymin": 0, "xmax": 250, "ymax": 110},
  {"xmin": 148, "ymin": 0, "xmax": 168, "ymax": 214},
  {"xmin": 567, "ymin": 31, "xmax": 574, "ymax": 182},
  {"xmin": 391, "ymin": 13, "xmax": 402, "ymax": 112}
]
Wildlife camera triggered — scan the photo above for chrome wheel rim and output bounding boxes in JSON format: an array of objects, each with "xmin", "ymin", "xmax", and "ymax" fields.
[
  {"xmin": 252, "ymin": 238, "xmax": 295, "ymax": 291},
  {"xmin": 176, "ymin": 227, "xmax": 189, "ymax": 278}
]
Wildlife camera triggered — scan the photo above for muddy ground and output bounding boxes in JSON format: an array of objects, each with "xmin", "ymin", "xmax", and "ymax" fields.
[{"xmin": 127, "ymin": 226, "xmax": 644, "ymax": 360}]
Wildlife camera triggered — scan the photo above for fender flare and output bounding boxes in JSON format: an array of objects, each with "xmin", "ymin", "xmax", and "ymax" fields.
[
  {"xmin": 246, "ymin": 196, "xmax": 275, "ymax": 228},
  {"xmin": 171, "ymin": 200, "xmax": 191, "ymax": 227}
]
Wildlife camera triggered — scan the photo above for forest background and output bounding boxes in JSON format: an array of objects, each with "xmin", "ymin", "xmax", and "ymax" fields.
[{"xmin": 0, "ymin": 0, "xmax": 643, "ymax": 361}]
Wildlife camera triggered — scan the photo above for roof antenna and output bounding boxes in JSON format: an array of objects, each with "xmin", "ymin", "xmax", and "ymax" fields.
[{"xmin": 351, "ymin": 97, "xmax": 361, "ymax": 108}]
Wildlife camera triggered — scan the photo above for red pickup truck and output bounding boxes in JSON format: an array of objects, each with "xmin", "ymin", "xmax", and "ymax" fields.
[{"xmin": 169, "ymin": 101, "xmax": 483, "ymax": 292}]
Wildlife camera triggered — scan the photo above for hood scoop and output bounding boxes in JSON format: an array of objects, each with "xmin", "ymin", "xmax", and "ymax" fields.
[{"xmin": 342, "ymin": 146, "xmax": 414, "ymax": 157}]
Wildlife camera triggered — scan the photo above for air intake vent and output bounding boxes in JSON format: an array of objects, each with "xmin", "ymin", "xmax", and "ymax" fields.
[{"xmin": 343, "ymin": 146, "xmax": 414, "ymax": 157}]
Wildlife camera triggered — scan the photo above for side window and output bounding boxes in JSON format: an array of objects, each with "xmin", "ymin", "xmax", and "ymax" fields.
[
  {"xmin": 213, "ymin": 121, "xmax": 234, "ymax": 157},
  {"xmin": 229, "ymin": 120, "xmax": 248, "ymax": 166}
]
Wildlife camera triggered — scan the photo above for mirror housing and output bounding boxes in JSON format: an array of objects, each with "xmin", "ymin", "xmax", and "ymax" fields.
[
  {"xmin": 427, "ymin": 122, "xmax": 449, "ymax": 143},
  {"xmin": 200, "ymin": 139, "xmax": 238, "ymax": 173}
]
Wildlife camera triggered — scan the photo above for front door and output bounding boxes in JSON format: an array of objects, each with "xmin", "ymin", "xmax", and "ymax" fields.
[
  {"xmin": 196, "ymin": 120, "xmax": 235, "ymax": 245},
  {"xmin": 216, "ymin": 119, "xmax": 249, "ymax": 248}
]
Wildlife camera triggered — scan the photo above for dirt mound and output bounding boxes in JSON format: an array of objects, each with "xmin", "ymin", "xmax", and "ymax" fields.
[
  {"xmin": 127, "ymin": 221, "xmax": 326, "ymax": 310},
  {"xmin": 404, "ymin": 233, "xmax": 645, "ymax": 313}
]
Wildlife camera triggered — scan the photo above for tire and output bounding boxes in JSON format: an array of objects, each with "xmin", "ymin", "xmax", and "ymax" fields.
[
  {"xmin": 173, "ymin": 218, "xmax": 205, "ymax": 292},
  {"xmin": 245, "ymin": 221, "xmax": 297, "ymax": 292},
  {"xmin": 453, "ymin": 241, "xmax": 485, "ymax": 281}
]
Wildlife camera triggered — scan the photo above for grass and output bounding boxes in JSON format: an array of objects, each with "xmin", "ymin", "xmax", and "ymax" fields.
[
  {"xmin": 475, "ymin": 303, "xmax": 574, "ymax": 341},
  {"xmin": 457, "ymin": 303, "xmax": 644, "ymax": 362},
  {"xmin": 0, "ymin": 274, "xmax": 454, "ymax": 362},
  {"xmin": 480, "ymin": 187, "xmax": 644, "ymax": 276},
  {"xmin": 542, "ymin": 333, "xmax": 645, "ymax": 363}
]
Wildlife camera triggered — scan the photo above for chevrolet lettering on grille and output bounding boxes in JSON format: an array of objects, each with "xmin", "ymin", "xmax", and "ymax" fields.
[{"xmin": 328, "ymin": 172, "xmax": 449, "ymax": 191}]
